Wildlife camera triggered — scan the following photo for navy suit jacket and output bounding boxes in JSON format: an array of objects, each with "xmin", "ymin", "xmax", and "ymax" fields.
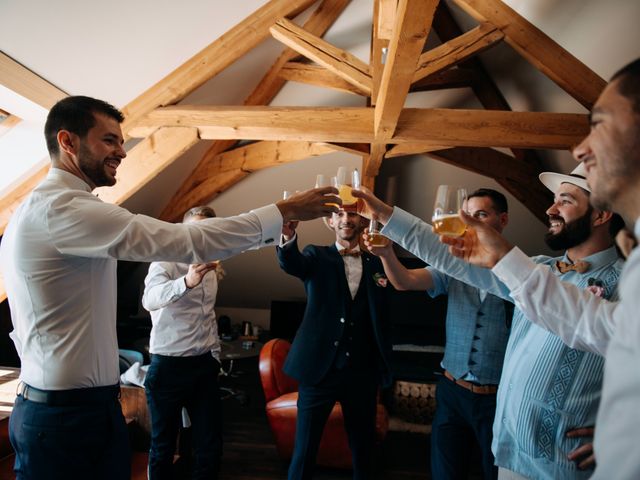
[{"xmin": 276, "ymin": 237, "xmax": 393, "ymax": 387}]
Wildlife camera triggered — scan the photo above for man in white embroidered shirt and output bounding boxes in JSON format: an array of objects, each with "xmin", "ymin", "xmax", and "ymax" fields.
[
  {"xmin": 437, "ymin": 58, "xmax": 640, "ymax": 480},
  {"xmin": 0, "ymin": 96, "xmax": 340, "ymax": 479},
  {"xmin": 352, "ymin": 166, "xmax": 624, "ymax": 479}
]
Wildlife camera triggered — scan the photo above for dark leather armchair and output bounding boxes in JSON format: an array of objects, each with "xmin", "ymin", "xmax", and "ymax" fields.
[{"xmin": 259, "ymin": 338, "xmax": 389, "ymax": 469}]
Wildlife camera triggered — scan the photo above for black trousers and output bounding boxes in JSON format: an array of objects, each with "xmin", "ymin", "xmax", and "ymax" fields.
[
  {"xmin": 431, "ymin": 375, "xmax": 498, "ymax": 480},
  {"xmin": 145, "ymin": 353, "xmax": 222, "ymax": 480},
  {"xmin": 288, "ymin": 367, "xmax": 378, "ymax": 480},
  {"xmin": 9, "ymin": 388, "xmax": 130, "ymax": 480}
]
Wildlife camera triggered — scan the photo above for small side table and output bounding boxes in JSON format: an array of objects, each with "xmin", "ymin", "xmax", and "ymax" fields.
[{"xmin": 219, "ymin": 340, "xmax": 263, "ymax": 404}]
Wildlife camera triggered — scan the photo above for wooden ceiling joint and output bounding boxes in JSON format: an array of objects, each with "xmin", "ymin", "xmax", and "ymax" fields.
[
  {"xmin": 160, "ymin": 0, "xmax": 351, "ymax": 221},
  {"xmin": 270, "ymin": 17, "xmax": 372, "ymax": 95}
]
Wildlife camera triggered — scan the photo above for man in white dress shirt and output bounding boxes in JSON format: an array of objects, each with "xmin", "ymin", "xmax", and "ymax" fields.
[
  {"xmin": 436, "ymin": 58, "xmax": 640, "ymax": 479},
  {"xmin": 142, "ymin": 205, "xmax": 225, "ymax": 479},
  {"xmin": 0, "ymin": 95, "xmax": 339, "ymax": 479}
]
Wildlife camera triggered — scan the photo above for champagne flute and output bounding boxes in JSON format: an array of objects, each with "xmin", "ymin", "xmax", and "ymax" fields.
[
  {"xmin": 432, "ymin": 185, "xmax": 468, "ymax": 237},
  {"xmin": 335, "ymin": 166, "xmax": 359, "ymax": 212}
]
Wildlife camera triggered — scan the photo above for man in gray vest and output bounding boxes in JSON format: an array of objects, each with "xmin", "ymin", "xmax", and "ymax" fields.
[{"xmin": 365, "ymin": 188, "xmax": 512, "ymax": 479}]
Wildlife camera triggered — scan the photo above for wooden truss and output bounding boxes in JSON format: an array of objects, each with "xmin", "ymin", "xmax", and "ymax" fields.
[{"xmin": 0, "ymin": 0, "xmax": 607, "ymax": 302}]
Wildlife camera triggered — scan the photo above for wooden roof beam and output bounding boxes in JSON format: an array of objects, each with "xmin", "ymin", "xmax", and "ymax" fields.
[
  {"xmin": 374, "ymin": 0, "xmax": 437, "ymax": 140},
  {"xmin": 428, "ymin": 147, "xmax": 552, "ymax": 222},
  {"xmin": 0, "ymin": 53, "xmax": 69, "ymax": 237},
  {"xmin": 386, "ymin": 143, "xmax": 447, "ymax": 157},
  {"xmin": 270, "ymin": 17, "xmax": 372, "ymax": 95},
  {"xmin": 94, "ymin": 128, "xmax": 199, "ymax": 204},
  {"xmin": 160, "ymin": 0, "xmax": 351, "ymax": 222},
  {"xmin": 279, "ymin": 62, "xmax": 367, "ymax": 95},
  {"xmin": 452, "ymin": 0, "xmax": 606, "ymax": 109},
  {"xmin": 163, "ymin": 141, "xmax": 334, "ymax": 221},
  {"xmin": 362, "ymin": 0, "xmax": 390, "ymax": 187},
  {"xmin": 432, "ymin": 2, "xmax": 543, "ymax": 169},
  {"xmin": 0, "ymin": 51, "xmax": 67, "ymax": 110},
  {"xmin": 131, "ymin": 105, "xmax": 588, "ymax": 149},
  {"xmin": 413, "ymin": 22, "xmax": 503, "ymax": 83},
  {"xmin": 120, "ymin": 0, "xmax": 318, "ymax": 134},
  {"xmin": 410, "ymin": 68, "xmax": 474, "ymax": 92}
]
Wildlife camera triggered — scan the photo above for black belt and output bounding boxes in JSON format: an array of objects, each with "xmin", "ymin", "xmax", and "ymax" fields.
[{"xmin": 18, "ymin": 382, "xmax": 120, "ymax": 406}]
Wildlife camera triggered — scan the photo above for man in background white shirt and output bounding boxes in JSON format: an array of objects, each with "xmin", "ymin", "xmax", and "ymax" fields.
[
  {"xmin": 437, "ymin": 58, "xmax": 640, "ymax": 479},
  {"xmin": 142, "ymin": 205, "xmax": 226, "ymax": 480},
  {"xmin": 0, "ymin": 95, "xmax": 339, "ymax": 479}
]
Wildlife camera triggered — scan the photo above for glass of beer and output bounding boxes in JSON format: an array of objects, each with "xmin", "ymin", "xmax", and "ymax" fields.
[
  {"xmin": 432, "ymin": 185, "xmax": 467, "ymax": 237},
  {"xmin": 368, "ymin": 219, "xmax": 389, "ymax": 247},
  {"xmin": 334, "ymin": 167, "xmax": 360, "ymax": 212}
]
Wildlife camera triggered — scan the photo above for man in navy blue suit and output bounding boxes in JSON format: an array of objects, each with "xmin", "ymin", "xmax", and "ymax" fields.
[{"xmin": 276, "ymin": 209, "xmax": 393, "ymax": 480}]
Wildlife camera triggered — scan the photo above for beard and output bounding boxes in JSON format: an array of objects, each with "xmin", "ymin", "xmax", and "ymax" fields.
[
  {"xmin": 78, "ymin": 142, "xmax": 116, "ymax": 188},
  {"xmin": 544, "ymin": 206, "xmax": 594, "ymax": 251}
]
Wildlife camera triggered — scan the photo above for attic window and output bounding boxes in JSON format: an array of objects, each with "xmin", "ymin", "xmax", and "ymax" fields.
[{"xmin": 0, "ymin": 108, "xmax": 21, "ymax": 139}]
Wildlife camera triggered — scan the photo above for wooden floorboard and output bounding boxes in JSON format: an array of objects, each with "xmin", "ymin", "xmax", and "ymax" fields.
[{"xmin": 217, "ymin": 356, "xmax": 433, "ymax": 479}]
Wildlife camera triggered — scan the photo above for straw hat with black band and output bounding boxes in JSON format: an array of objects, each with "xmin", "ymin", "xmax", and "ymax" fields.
[{"xmin": 539, "ymin": 163, "xmax": 590, "ymax": 194}]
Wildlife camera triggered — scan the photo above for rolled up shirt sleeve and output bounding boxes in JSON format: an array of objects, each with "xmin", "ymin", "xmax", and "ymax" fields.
[{"xmin": 142, "ymin": 262, "xmax": 189, "ymax": 311}]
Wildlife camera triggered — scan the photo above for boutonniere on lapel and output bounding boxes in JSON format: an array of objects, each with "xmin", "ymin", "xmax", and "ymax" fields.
[
  {"xmin": 373, "ymin": 272, "xmax": 388, "ymax": 288},
  {"xmin": 586, "ymin": 278, "xmax": 605, "ymax": 297}
]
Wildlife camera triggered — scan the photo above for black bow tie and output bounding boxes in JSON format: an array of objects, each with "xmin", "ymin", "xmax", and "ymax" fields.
[{"xmin": 339, "ymin": 249, "xmax": 361, "ymax": 257}]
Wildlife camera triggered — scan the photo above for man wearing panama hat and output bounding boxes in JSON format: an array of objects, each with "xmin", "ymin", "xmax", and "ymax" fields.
[{"xmin": 351, "ymin": 163, "xmax": 624, "ymax": 479}]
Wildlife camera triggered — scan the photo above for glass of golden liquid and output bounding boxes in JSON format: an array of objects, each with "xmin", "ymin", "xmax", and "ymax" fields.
[
  {"xmin": 334, "ymin": 166, "xmax": 360, "ymax": 212},
  {"xmin": 432, "ymin": 185, "xmax": 468, "ymax": 237},
  {"xmin": 368, "ymin": 219, "xmax": 389, "ymax": 247}
]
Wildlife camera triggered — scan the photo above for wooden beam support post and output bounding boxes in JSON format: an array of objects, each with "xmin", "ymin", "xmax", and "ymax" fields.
[
  {"xmin": 120, "ymin": 0, "xmax": 318, "ymax": 134},
  {"xmin": 133, "ymin": 105, "xmax": 588, "ymax": 150},
  {"xmin": 413, "ymin": 22, "xmax": 503, "ymax": 83},
  {"xmin": 270, "ymin": 18, "xmax": 372, "ymax": 95},
  {"xmin": 374, "ymin": 0, "xmax": 438, "ymax": 140},
  {"xmin": 165, "ymin": 141, "xmax": 334, "ymax": 221},
  {"xmin": 452, "ymin": 0, "xmax": 606, "ymax": 109},
  {"xmin": 160, "ymin": 0, "xmax": 351, "ymax": 222},
  {"xmin": 94, "ymin": 128, "xmax": 199, "ymax": 204},
  {"xmin": 279, "ymin": 62, "xmax": 366, "ymax": 95},
  {"xmin": 428, "ymin": 147, "xmax": 551, "ymax": 222}
]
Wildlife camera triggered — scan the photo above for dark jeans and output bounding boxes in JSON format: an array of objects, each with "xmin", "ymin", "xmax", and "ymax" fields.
[
  {"xmin": 9, "ymin": 390, "xmax": 130, "ymax": 480},
  {"xmin": 431, "ymin": 375, "xmax": 498, "ymax": 480},
  {"xmin": 288, "ymin": 367, "xmax": 378, "ymax": 480},
  {"xmin": 145, "ymin": 353, "xmax": 222, "ymax": 480}
]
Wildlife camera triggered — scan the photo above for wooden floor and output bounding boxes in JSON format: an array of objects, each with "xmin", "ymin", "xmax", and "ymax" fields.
[{"xmin": 217, "ymin": 357, "xmax": 433, "ymax": 480}]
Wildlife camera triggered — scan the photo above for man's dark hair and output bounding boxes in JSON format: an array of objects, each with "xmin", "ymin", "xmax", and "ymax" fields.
[
  {"xmin": 44, "ymin": 96, "xmax": 124, "ymax": 158},
  {"xmin": 467, "ymin": 188, "xmax": 508, "ymax": 214},
  {"xmin": 610, "ymin": 58, "xmax": 640, "ymax": 113},
  {"xmin": 608, "ymin": 213, "xmax": 625, "ymax": 239},
  {"xmin": 183, "ymin": 206, "xmax": 216, "ymax": 222}
]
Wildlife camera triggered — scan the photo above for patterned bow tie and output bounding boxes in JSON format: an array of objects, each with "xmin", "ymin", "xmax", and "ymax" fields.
[
  {"xmin": 555, "ymin": 259, "xmax": 590, "ymax": 274},
  {"xmin": 339, "ymin": 249, "xmax": 361, "ymax": 257}
]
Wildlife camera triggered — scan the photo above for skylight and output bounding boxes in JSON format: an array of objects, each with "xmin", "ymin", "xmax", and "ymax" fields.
[{"xmin": 0, "ymin": 86, "xmax": 49, "ymax": 196}]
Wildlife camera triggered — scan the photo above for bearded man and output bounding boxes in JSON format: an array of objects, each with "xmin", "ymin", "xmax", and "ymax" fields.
[
  {"xmin": 351, "ymin": 164, "xmax": 624, "ymax": 480},
  {"xmin": 276, "ymin": 210, "xmax": 393, "ymax": 480}
]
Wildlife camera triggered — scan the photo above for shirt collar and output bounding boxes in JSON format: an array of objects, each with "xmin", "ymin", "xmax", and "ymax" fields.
[
  {"xmin": 561, "ymin": 245, "xmax": 620, "ymax": 271},
  {"xmin": 634, "ymin": 217, "xmax": 640, "ymax": 241},
  {"xmin": 335, "ymin": 242, "xmax": 360, "ymax": 254},
  {"xmin": 48, "ymin": 167, "xmax": 93, "ymax": 193}
]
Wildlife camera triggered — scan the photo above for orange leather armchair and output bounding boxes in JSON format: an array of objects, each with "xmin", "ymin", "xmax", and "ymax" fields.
[{"xmin": 259, "ymin": 338, "xmax": 389, "ymax": 469}]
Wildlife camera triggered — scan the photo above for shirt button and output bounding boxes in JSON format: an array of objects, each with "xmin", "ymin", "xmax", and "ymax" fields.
[
  {"xmin": 340, "ymin": 318, "xmax": 345, "ymax": 323},
  {"xmin": 509, "ymin": 383, "xmax": 513, "ymax": 390},
  {"xmin": 502, "ymin": 417, "xmax": 507, "ymax": 424},
  {"xmin": 334, "ymin": 341, "xmax": 339, "ymax": 347},
  {"xmin": 346, "ymin": 352, "xmax": 350, "ymax": 357}
]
